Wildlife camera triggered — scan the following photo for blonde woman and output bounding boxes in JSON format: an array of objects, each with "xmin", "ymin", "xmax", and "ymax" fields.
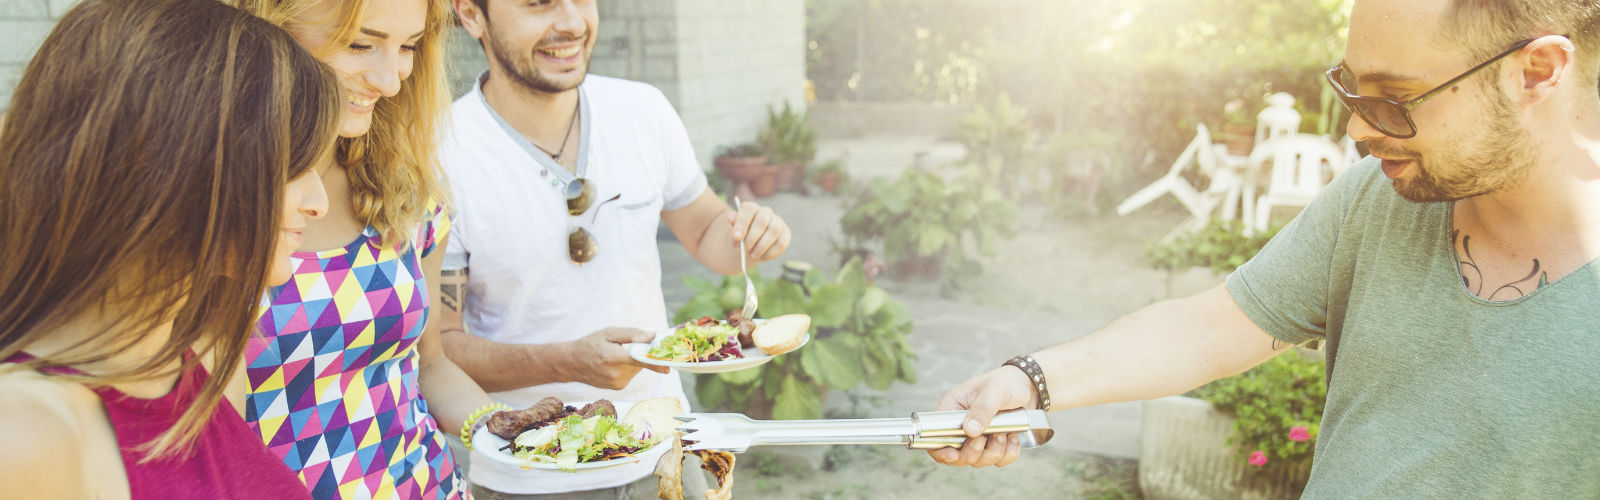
[
  {"xmin": 224, "ymin": 0, "xmax": 495, "ymax": 499},
  {"xmin": 0, "ymin": 0, "xmax": 340, "ymax": 497}
]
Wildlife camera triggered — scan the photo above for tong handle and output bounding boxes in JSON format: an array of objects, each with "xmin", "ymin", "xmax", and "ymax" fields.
[
  {"xmin": 913, "ymin": 409, "xmax": 1045, "ymax": 438},
  {"xmin": 908, "ymin": 436, "xmax": 968, "ymax": 449}
]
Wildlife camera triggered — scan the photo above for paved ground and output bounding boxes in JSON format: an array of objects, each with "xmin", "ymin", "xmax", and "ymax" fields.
[{"xmin": 652, "ymin": 138, "xmax": 1223, "ymax": 499}]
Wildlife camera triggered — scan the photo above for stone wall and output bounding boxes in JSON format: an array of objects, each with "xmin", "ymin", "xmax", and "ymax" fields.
[{"xmin": 0, "ymin": 0, "xmax": 74, "ymax": 111}]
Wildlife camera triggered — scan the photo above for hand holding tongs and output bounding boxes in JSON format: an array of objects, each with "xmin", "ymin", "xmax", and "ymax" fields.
[{"xmin": 673, "ymin": 409, "xmax": 1054, "ymax": 452}]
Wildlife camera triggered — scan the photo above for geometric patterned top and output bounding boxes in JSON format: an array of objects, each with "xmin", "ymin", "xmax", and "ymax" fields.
[{"xmin": 244, "ymin": 202, "xmax": 467, "ymax": 500}]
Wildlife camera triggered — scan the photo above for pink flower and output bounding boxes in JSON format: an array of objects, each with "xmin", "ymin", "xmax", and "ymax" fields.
[
  {"xmin": 862, "ymin": 253, "xmax": 885, "ymax": 281},
  {"xmin": 1289, "ymin": 426, "xmax": 1311, "ymax": 442},
  {"xmin": 1248, "ymin": 450, "xmax": 1268, "ymax": 467}
]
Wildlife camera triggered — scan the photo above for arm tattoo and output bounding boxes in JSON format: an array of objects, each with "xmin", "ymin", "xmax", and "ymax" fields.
[
  {"xmin": 439, "ymin": 268, "xmax": 468, "ymax": 313},
  {"xmin": 1452, "ymin": 229, "xmax": 1548, "ymax": 300}
]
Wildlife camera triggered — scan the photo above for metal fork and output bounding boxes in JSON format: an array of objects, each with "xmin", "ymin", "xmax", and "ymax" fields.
[
  {"xmin": 674, "ymin": 409, "xmax": 1054, "ymax": 452},
  {"xmin": 732, "ymin": 196, "xmax": 758, "ymax": 319}
]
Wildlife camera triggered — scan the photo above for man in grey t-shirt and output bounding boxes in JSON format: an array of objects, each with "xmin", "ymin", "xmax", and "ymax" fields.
[{"xmin": 928, "ymin": 1, "xmax": 1600, "ymax": 498}]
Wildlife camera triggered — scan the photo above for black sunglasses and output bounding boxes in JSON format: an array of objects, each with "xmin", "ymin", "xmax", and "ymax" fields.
[
  {"xmin": 564, "ymin": 178, "xmax": 618, "ymax": 264},
  {"xmin": 1326, "ymin": 37, "xmax": 1550, "ymax": 139}
]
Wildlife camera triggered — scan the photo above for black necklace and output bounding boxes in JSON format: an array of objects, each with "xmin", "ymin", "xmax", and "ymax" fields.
[{"xmin": 537, "ymin": 102, "xmax": 579, "ymax": 162}]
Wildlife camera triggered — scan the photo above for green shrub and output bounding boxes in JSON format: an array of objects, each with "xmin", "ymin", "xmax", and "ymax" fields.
[
  {"xmin": 1191, "ymin": 351, "xmax": 1326, "ymax": 481},
  {"xmin": 1145, "ymin": 219, "xmax": 1280, "ymax": 274},
  {"xmin": 839, "ymin": 167, "xmax": 1017, "ymax": 290},
  {"xmin": 676, "ymin": 258, "xmax": 916, "ymax": 420}
]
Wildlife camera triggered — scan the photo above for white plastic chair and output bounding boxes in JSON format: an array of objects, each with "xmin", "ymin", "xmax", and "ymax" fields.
[
  {"xmin": 1247, "ymin": 134, "xmax": 1345, "ymax": 233},
  {"xmin": 1255, "ymin": 93, "xmax": 1302, "ymax": 145},
  {"xmin": 1117, "ymin": 124, "xmax": 1241, "ymax": 220}
]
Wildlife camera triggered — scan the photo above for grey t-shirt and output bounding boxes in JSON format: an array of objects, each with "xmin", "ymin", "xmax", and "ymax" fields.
[{"xmin": 1226, "ymin": 157, "xmax": 1600, "ymax": 499}]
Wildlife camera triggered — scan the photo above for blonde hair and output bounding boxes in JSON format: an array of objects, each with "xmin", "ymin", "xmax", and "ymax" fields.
[
  {"xmin": 231, "ymin": 0, "xmax": 455, "ymax": 243},
  {"xmin": 0, "ymin": 0, "xmax": 341, "ymax": 460}
]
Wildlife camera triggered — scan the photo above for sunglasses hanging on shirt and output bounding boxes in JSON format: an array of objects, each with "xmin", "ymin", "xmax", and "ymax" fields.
[{"xmin": 566, "ymin": 177, "xmax": 619, "ymax": 264}]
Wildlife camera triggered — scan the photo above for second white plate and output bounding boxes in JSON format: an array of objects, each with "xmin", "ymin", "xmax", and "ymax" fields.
[{"xmin": 627, "ymin": 321, "xmax": 809, "ymax": 374}]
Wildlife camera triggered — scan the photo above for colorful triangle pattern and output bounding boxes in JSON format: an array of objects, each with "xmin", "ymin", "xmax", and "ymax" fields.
[{"xmin": 243, "ymin": 207, "xmax": 465, "ymax": 500}]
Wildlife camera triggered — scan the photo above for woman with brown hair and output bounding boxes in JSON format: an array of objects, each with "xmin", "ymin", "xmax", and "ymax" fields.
[
  {"xmin": 0, "ymin": 0, "xmax": 343, "ymax": 497},
  {"xmin": 223, "ymin": 1, "xmax": 494, "ymax": 499}
]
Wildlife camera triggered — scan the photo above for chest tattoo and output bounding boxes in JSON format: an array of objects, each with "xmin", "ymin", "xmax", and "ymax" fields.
[{"xmin": 1453, "ymin": 229, "xmax": 1549, "ymax": 300}]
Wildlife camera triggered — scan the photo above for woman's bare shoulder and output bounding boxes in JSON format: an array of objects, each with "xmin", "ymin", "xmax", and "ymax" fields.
[{"xmin": 0, "ymin": 369, "xmax": 104, "ymax": 498}]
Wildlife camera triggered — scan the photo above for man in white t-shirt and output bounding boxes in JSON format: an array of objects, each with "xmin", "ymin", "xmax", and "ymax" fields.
[{"xmin": 438, "ymin": 0, "xmax": 793, "ymax": 497}]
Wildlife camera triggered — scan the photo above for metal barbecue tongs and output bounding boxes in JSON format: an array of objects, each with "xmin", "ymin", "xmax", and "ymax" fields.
[{"xmin": 673, "ymin": 409, "xmax": 1054, "ymax": 452}]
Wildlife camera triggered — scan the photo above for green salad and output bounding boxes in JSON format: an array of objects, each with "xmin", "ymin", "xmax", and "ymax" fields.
[
  {"xmin": 510, "ymin": 414, "xmax": 656, "ymax": 472},
  {"xmin": 646, "ymin": 317, "xmax": 744, "ymax": 363}
]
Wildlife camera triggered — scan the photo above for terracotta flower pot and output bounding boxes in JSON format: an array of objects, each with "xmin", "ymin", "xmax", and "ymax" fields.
[
  {"xmin": 818, "ymin": 172, "xmax": 840, "ymax": 193},
  {"xmin": 1221, "ymin": 124, "xmax": 1255, "ymax": 156},
  {"xmin": 773, "ymin": 161, "xmax": 804, "ymax": 192},
  {"xmin": 750, "ymin": 166, "xmax": 778, "ymax": 198},
  {"xmin": 715, "ymin": 155, "xmax": 767, "ymax": 182},
  {"xmin": 715, "ymin": 155, "xmax": 766, "ymax": 200}
]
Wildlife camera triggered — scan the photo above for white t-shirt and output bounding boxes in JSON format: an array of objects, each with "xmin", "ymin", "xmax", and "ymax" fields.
[{"xmin": 440, "ymin": 73, "xmax": 706, "ymax": 493}]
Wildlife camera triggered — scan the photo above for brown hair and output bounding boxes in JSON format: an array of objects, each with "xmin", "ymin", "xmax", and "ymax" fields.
[
  {"xmin": 1443, "ymin": 1, "xmax": 1600, "ymax": 87},
  {"xmin": 0, "ymin": 0, "xmax": 341, "ymax": 459},
  {"xmin": 231, "ymin": 0, "xmax": 456, "ymax": 244}
]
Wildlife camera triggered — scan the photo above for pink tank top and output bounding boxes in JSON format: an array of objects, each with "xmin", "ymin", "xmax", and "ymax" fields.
[{"xmin": 6, "ymin": 353, "xmax": 312, "ymax": 500}]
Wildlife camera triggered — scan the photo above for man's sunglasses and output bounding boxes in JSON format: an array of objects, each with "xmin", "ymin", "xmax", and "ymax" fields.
[
  {"xmin": 564, "ymin": 178, "xmax": 618, "ymax": 264},
  {"xmin": 1326, "ymin": 37, "xmax": 1549, "ymax": 139}
]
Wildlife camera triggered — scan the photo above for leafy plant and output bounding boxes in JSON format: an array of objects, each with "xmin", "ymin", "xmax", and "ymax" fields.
[
  {"xmin": 718, "ymin": 142, "xmax": 765, "ymax": 158},
  {"xmin": 839, "ymin": 167, "xmax": 1017, "ymax": 290},
  {"xmin": 1145, "ymin": 219, "xmax": 1280, "ymax": 274},
  {"xmin": 758, "ymin": 101, "xmax": 817, "ymax": 165},
  {"xmin": 1190, "ymin": 351, "xmax": 1326, "ymax": 484},
  {"xmin": 1221, "ymin": 98, "xmax": 1253, "ymax": 129},
  {"xmin": 704, "ymin": 168, "xmax": 729, "ymax": 194},
  {"xmin": 807, "ymin": 156, "xmax": 851, "ymax": 192},
  {"xmin": 956, "ymin": 94, "xmax": 1038, "ymax": 196},
  {"xmin": 676, "ymin": 258, "xmax": 917, "ymax": 420}
]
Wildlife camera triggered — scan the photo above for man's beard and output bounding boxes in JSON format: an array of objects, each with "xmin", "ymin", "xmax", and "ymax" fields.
[
  {"xmin": 487, "ymin": 23, "xmax": 590, "ymax": 94},
  {"xmin": 1380, "ymin": 90, "xmax": 1536, "ymax": 203}
]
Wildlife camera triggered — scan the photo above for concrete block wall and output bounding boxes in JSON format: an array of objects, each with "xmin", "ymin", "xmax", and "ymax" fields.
[
  {"xmin": 0, "ymin": 0, "xmax": 74, "ymax": 112},
  {"xmin": 1, "ymin": 0, "xmax": 804, "ymax": 175},
  {"xmin": 672, "ymin": 0, "xmax": 806, "ymax": 169},
  {"xmin": 589, "ymin": 0, "xmax": 680, "ymax": 103}
]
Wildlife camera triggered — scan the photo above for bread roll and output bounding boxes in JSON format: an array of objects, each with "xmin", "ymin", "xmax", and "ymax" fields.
[
  {"xmin": 753, "ymin": 314, "xmax": 810, "ymax": 355},
  {"xmin": 623, "ymin": 397, "xmax": 684, "ymax": 441}
]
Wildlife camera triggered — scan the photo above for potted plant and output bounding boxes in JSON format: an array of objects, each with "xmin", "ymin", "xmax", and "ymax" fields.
[
  {"xmin": 956, "ymin": 94, "xmax": 1038, "ymax": 197},
  {"xmin": 759, "ymin": 102, "xmax": 817, "ymax": 193},
  {"xmin": 751, "ymin": 163, "xmax": 779, "ymax": 198},
  {"xmin": 1145, "ymin": 219, "xmax": 1281, "ymax": 298},
  {"xmin": 809, "ymin": 157, "xmax": 848, "ymax": 194},
  {"xmin": 675, "ymin": 257, "xmax": 917, "ymax": 420},
  {"xmin": 1140, "ymin": 351, "xmax": 1325, "ymax": 500},
  {"xmin": 838, "ymin": 165, "xmax": 1018, "ymax": 291},
  {"xmin": 1218, "ymin": 99, "xmax": 1255, "ymax": 156},
  {"xmin": 715, "ymin": 142, "xmax": 767, "ymax": 200}
]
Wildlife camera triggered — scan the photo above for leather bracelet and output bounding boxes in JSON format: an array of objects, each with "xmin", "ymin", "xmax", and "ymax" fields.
[
  {"xmin": 1003, "ymin": 355, "xmax": 1051, "ymax": 411},
  {"xmin": 459, "ymin": 403, "xmax": 511, "ymax": 450}
]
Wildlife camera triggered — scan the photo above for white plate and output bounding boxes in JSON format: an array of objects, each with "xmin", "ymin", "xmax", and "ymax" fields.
[
  {"xmin": 628, "ymin": 320, "xmax": 810, "ymax": 374},
  {"xmin": 472, "ymin": 400, "xmax": 672, "ymax": 472}
]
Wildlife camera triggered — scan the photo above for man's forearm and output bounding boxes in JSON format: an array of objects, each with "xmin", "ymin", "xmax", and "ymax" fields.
[
  {"xmin": 1034, "ymin": 284, "xmax": 1286, "ymax": 410},
  {"xmin": 692, "ymin": 218, "xmax": 742, "ymax": 276},
  {"xmin": 441, "ymin": 329, "xmax": 572, "ymax": 393}
]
